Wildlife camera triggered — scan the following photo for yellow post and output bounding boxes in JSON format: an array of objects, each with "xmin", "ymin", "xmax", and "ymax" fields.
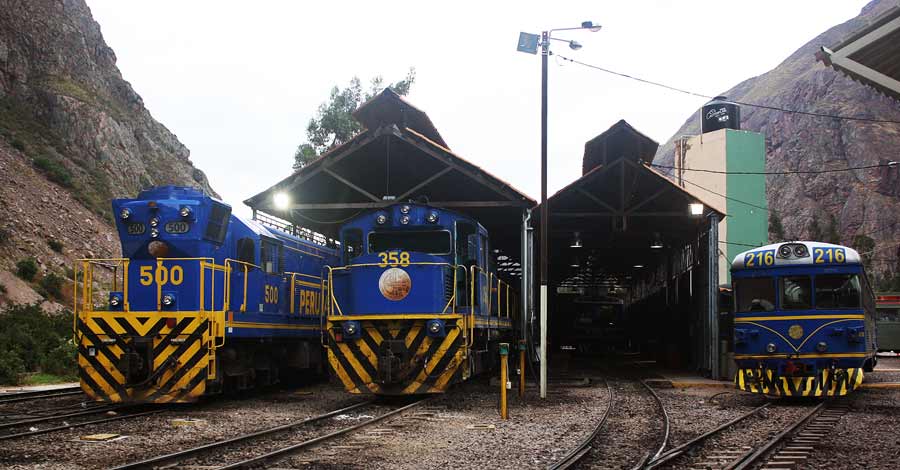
[
  {"xmin": 519, "ymin": 339, "xmax": 526, "ymax": 398},
  {"xmin": 499, "ymin": 342, "xmax": 509, "ymax": 419}
]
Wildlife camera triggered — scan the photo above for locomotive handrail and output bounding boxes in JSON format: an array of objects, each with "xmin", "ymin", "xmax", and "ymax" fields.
[
  {"xmin": 284, "ymin": 271, "xmax": 324, "ymax": 315},
  {"xmin": 224, "ymin": 259, "xmax": 259, "ymax": 313}
]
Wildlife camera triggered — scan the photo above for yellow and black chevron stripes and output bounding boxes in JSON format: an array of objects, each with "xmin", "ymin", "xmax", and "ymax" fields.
[
  {"xmin": 326, "ymin": 317, "xmax": 467, "ymax": 395},
  {"xmin": 734, "ymin": 367, "xmax": 864, "ymax": 397},
  {"xmin": 76, "ymin": 313, "xmax": 211, "ymax": 403}
]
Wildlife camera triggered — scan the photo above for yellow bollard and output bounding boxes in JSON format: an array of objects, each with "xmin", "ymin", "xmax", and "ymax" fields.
[
  {"xmin": 499, "ymin": 342, "xmax": 509, "ymax": 419},
  {"xmin": 518, "ymin": 339, "xmax": 526, "ymax": 398}
]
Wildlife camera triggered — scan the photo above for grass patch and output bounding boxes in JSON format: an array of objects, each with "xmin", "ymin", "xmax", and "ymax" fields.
[
  {"xmin": 22, "ymin": 372, "xmax": 76, "ymax": 385},
  {"xmin": 33, "ymin": 155, "xmax": 74, "ymax": 188}
]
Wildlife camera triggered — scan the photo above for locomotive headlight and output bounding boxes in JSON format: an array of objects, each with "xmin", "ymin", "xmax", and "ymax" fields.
[
  {"xmin": 766, "ymin": 343, "xmax": 777, "ymax": 353},
  {"xmin": 426, "ymin": 319, "xmax": 446, "ymax": 337},
  {"xmin": 426, "ymin": 212, "xmax": 439, "ymax": 223},
  {"xmin": 400, "ymin": 215, "xmax": 410, "ymax": 225},
  {"xmin": 779, "ymin": 245, "xmax": 793, "ymax": 258},
  {"xmin": 376, "ymin": 214, "xmax": 387, "ymax": 225},
  {"xmin": 149, "ymin": 217, "xmax": 160, "ymax": 227},
  {"xmin": 119, "ymin": 208, "xmax": 132, "ymax": 220},
  {"xmin": 150, "ymin": 228, "xmax": 160, "ymax": 238},
  {"xmin": 400, "ymin": 205, "xmax": 411, "ymax": 214},
  {"xmin": 109, "ymin": 294, "xmax": 121, "ymax": 306},
  {"xmin": 342, "ymin": 321, "xmax": 361, "ymax": 338},
  {"xmin": 179, "ymin": 206, "xmax": 192, "ymax": 218},
  {"xmin": 161, "ymin": 293, "xmax": 175, "ymax": 306},
  {"xmin": 793, "ymin": 245, "xmax": 809, "ymax": 257},
  {"xmin": 816, "ymin": 341, "xmax": 828, "ymax": 352}
]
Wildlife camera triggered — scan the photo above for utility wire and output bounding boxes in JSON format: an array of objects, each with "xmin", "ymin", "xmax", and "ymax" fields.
[
  {"xmin": 650, "ymin": 161, "xmax": 899, "ymax": 175},
  {"xmin": 553, "ymin": 53, "xmax": 900, "ymax": 125}
]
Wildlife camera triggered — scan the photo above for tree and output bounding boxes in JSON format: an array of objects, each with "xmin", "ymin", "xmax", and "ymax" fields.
[{"xmin": 293, "ymin": 68, "xmax": 416, "ymax": 170}]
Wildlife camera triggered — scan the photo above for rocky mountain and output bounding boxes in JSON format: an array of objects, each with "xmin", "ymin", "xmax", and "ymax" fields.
[
  {"xmin": 0, "ymin": 0, "xmax": 216, "ymax": 307},
  {"xmin": 654, "ymin": 0, "xmax": 900, "ymax": 287}
]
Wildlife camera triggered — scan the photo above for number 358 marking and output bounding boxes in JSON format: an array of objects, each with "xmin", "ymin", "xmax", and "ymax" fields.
[{"xmin": 378, "ymin": 251, "xmax": 410, "ymax": 267}]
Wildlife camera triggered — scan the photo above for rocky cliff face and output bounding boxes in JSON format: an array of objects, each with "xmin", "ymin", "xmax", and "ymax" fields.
[
  {"xmin": 0, "ymin": 0, "xmax": 216, "ymax": 306},
  {"xmin": 654, "ymin": 0, "xmax": 900, "ymax": 286}
]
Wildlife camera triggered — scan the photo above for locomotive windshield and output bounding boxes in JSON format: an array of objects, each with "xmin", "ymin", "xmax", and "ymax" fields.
[
  {"xmin": 815, "ymin": 274, "xmax": 861, "ymax": 309},
  {"xmin": 368, "ymin": 230, "xmax": 451, "ymax": 255},
  {"xmin": 735, "ymin": 277, "xmax": 776, "ymax": 312},
  {"xmin": 781, "ymin": 276, "xmax": 812, "ymax": 310}
]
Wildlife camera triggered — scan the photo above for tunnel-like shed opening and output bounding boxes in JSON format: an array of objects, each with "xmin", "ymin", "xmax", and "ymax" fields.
[{"xmin": 538, "ymin": 120, "xmax": 726, "ymax": 377}]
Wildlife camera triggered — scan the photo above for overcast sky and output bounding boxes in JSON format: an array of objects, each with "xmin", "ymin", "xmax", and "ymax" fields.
[{"xmin": 85, "ymin": 0, "xmax": 869, "ymax": 216}]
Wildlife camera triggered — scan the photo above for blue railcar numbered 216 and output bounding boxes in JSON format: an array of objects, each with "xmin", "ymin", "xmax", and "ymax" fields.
[
  {"xmin": 731, "ymin": 241, "xmax": 877, "ymax": 397},
  {"xmin": 74, "ymin": 186, "xmax": 338, "ymax": 403}
]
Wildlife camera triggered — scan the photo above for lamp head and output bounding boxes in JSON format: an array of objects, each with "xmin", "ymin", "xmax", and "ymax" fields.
[
  {"xmin": 569, "ymin": 40, "xmax": 583, "ymax": 50},
  {"xmin": 582, "ymin": 21, "xmax": 602, "ymax": 32}
]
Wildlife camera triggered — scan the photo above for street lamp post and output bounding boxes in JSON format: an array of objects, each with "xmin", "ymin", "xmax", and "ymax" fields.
[{"xmin": 519, "ymin": 21, "xmax": 600, "ymax": 399}]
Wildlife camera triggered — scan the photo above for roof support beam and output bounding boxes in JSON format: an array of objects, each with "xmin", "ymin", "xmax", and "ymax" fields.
[
  {"xmin": 323, "ymin": 167, "xmax": 382, "ymax": 202},
  {"xmin": 396, "ymin": 166, "xmax": 453, "ymax": 201},
  {"xmin": 392, "ymin": 127, "xmax": 525, "ymax": 204},
  {"xmin": 553, "ymin": 211, "xmax": 697, "ymax": 218},
  {"xmin": 289, "ymin": 200, "xmax": 522, "ymax": 210},
  {"xmin": 626, "ymin": 186, "xmax": 670, "ymax": 214},
  {"xmin": 576, "ymin": 188, "xmax": 619, "ymax": 214}
]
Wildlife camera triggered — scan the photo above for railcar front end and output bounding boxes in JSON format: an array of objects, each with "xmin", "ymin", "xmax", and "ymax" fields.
[
  {"xmin": 731, "ymin": 242, "xmax": 877, "ymax": 397},
  {"xmin": 325, "ymin": 203, "xmax": 517, "ymax": 395}
]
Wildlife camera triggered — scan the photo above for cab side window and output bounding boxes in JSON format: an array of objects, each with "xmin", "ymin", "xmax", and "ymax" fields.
[
  {"xmin": 261, "ymin": 240, "xmax": 281, "ymax": 274},
  {"xmin": 343, "ymin": 229, "xmax": 363, "ymax": 264},
  {"xmin": 236, "ymin": 238, "xmax": 256, "ymax": 266}
]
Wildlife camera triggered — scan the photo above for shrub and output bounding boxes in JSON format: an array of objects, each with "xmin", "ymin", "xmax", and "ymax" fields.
[
  {"xmin": 48, "ymin": 239, "xmax": 64, "ymax": 253},
  {"xmin": 0, "ymin": 227, "xmax": 10, "ymax": 244},
  {"xmin": 33, "ymin": 156, "xmax": 73, "ymax": 188},
  {"xmin": 10, "ymin": 138, "xmax": 26, "ymax": 153},
  {"xmin": 0, "ymin": 349, "xmax": 25, "ymax": 385},
  {"xmin": 40, "ymin": 273, "xmax": 64, "ymax": 300},
  {"xmin": 16, "ymin": 258, "xmax": 38, "ymax": 281},
  {"xmin": 0, "ymin": 304, "xmax": 75, "ymax": 383}
]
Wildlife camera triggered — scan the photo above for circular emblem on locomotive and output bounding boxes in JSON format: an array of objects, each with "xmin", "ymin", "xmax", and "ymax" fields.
[
  {"xmin": 379, "ymin": 268, "xmax": 411, "ymax": 301},
  {"xmin": 789, "ymin": 324, "xmax": 804, "ymax": 340}
]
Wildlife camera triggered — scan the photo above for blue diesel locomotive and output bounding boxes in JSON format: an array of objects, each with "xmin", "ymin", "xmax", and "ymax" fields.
[
  {"xmin": 731, "ymin": 241, "xmax": 877, "ymax": 397},
  {"xmin": 74, "ymin": 186, "xmax": 338, "ymax": 403},
  {"xmin": 324, "ymin": 203, "xmax": 518, "ymax": 395}
]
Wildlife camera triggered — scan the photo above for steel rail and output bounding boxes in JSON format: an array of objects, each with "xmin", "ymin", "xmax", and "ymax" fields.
[
  {"xmin": 108, "ymin": 400, "xmax": 374, "ymax": 470},
  {"xmin": 0, "ymin": 404, "xmax": 125, "ymax": 432},
  {"xmin": 216, "ymin": 398, "xmax": 428, "ymax": 470},
  {"xmin": 0, "ymin": 409, "xmax": 163, "ymax": 441},
  {"xmin": 641, "ymin": 380, "xmax": 670, "ymax": 462},
  {"xmin": 644, "ymin": 403, "xmax": 770, "ymax": 468},
  {"xmin": 0, "ymin": 387, "xmax": 82, "ymax": 404},
  {"xmin": 547, "ymin": 380, "xmax": 613, "ymax": 470},
  {"xmin": 725, "ymin": 402, "xmax": 826, "ymax": 470}
]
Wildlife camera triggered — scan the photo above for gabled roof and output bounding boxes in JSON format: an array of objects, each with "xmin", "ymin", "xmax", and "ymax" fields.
[
  {"xmin": 353, "ymin": 88, "xmax": 447, "ymax": 148},
  {"xmin": 244, "ymin": 90, "xmax": 533, "ymax": 259},
  {"xmin": 582, "ymin": 119, "xmax": 660, "ymax": 175},
  {"xmin": 818, "ymin": 6, "xmax": 900, "ymax": 102}
]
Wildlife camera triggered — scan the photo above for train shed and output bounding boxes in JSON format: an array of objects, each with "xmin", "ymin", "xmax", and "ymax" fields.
[
  {"xmin": 537, "ymin": 120, "xmax": 727, "ymax": 378},
  {"xmin": 244, "ymin": 88, "xmax": 535, "ymax": 279}
]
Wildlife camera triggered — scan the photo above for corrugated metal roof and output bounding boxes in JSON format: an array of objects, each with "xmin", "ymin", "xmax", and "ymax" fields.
[{"xmin": 818, "ymin": 6, "xmax": 900, "ymax": 102}]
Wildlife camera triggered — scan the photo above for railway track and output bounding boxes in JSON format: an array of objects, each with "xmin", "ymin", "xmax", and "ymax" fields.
[
  {"xmin": 547, "ymin": 379, "xmax": 613, "ymax": 470},
  {"xmin": 546, "ymin": 377, "xmax": 670, "ymax": 470},
  {"xmin": 0, "ymin": 386, "xmax": 83, "ymax": 405},
  {"xmin": 643, "ymin": 401, "xmax": 848, "ymax": 470},
  {"xmin": 109, "ymin": 398, "xmax": 427, "ymax": 470}
]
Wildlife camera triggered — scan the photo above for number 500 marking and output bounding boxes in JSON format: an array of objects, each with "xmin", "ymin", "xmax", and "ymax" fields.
[{"xmin": 139, "ymin": 265, "xmax": 184, "ymax": 286}]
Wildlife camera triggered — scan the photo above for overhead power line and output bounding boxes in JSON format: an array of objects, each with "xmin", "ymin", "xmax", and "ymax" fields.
[
  {"xmin": 650, "ymin": 161, "xmax": 899, "ymax": 175},
  {"xmin": 553, "ymin": 53, "xmax": 900, "ymax": 125}
]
